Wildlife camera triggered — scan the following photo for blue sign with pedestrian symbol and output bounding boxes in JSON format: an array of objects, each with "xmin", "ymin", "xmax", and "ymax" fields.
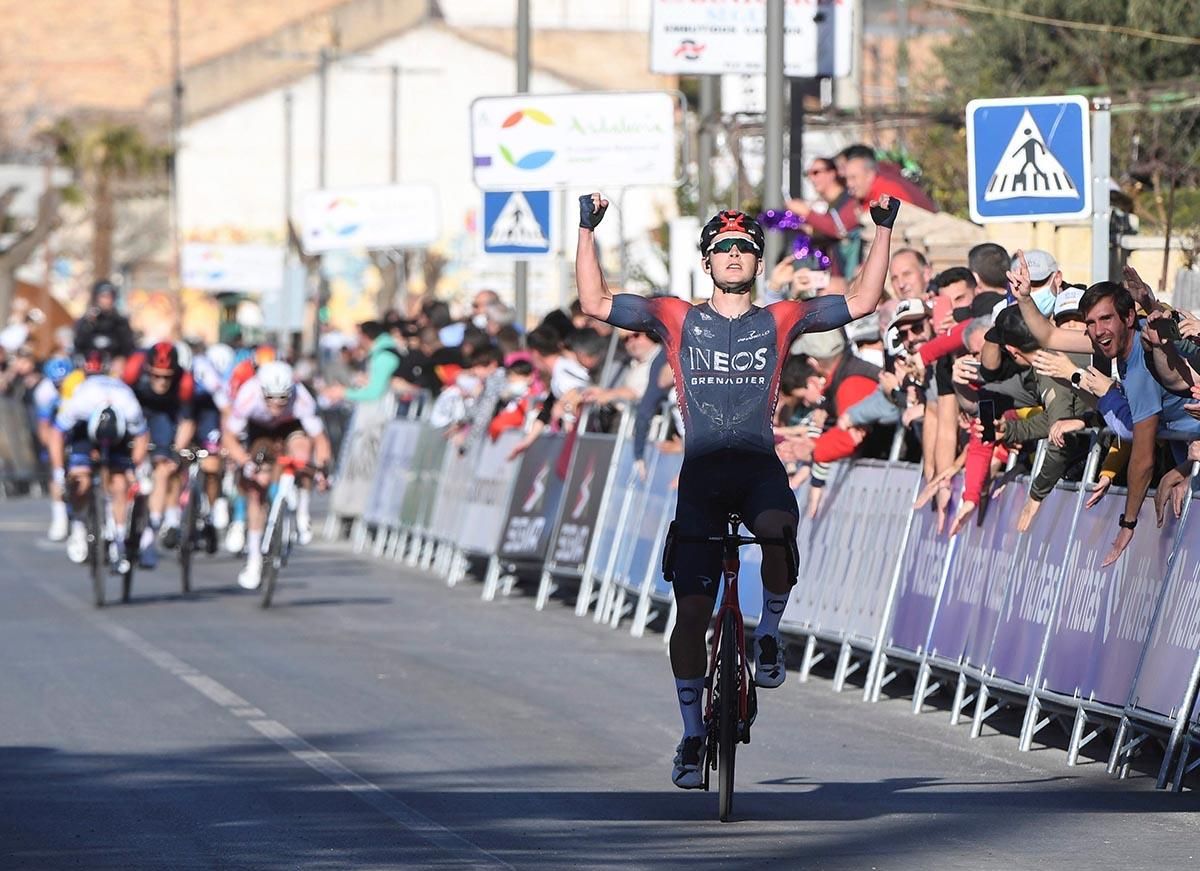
[
  {"xmin": 483, "ymin": 190, "xmax": 552, "ymax": 256},
  {"xmin": 966, "ymin": 95, "xmax": 1091, "ymax": 224}
]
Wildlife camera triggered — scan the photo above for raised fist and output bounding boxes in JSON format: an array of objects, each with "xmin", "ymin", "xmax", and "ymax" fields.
[
  {"xmin": 579, "ymin": 193, "xmax": 609, "ymax": 230},
  {"xmin": 869, "ymin": 195, "xmax": 900, "ymax": 229}
]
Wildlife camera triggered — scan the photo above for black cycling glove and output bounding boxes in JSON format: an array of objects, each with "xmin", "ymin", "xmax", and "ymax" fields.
[
  {"xmin": 579, "ymin": 194, "xmax": 608, "ymax": 229},
  {"xmin": 870, "ymin": 197, "xmax": 901, "ymax": 229}
]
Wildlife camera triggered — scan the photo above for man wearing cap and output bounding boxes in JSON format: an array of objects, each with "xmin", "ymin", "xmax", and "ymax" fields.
[{"xmin": 1018, "ymin": 249, "xmax": 1064, "ymax": 316}]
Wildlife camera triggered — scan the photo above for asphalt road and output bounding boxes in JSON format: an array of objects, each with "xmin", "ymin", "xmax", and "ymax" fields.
[{"xmin": 1, "ymin": 497, "xmax": 1197, "ymax": 871}]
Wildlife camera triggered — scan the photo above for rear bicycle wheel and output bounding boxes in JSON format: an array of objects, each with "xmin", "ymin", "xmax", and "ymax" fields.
[
  {"xmin": 179, "ymin": 474, "xmax": 201, "ymax": 594},
  {"xmin": 122, "ymin": 496, "xmax": 144, "ymax": 604},
  {"xmin": 88, "ymin": 484, "xmax": 105, "ymax": 608},
  {"xmin": 260, "ymin": 506, "xmax": 285, "ymax": 609},
  {"xmin": 717, "ymin": 608, "xmax": 739, "ymax": 822}
]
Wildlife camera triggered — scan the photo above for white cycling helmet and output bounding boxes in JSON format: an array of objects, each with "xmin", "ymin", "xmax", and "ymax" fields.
[
  {"xmin": 174, "ymin": 340, "xmax": 194, "ymax": 371},
  {"xmin": 87, "ymin": 405, "xmax": 127, "ymax": 445},
  {"xmin": 204, "ymin": 342, "xmax": 236, "ymax": 378},
  {"xmin": 258, "ymin": 360, "xmax": 295, "ymax": 399}
]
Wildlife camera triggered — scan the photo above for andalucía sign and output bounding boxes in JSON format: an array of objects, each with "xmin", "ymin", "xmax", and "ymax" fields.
[{"xmin": 471, "ymin": 91, "xmax": 684, "ymax": 190}]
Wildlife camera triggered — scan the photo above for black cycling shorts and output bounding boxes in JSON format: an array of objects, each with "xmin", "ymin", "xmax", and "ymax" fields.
[{"xmin": 665, "ymin": 449, "xmax": 799, "ymax": 600}]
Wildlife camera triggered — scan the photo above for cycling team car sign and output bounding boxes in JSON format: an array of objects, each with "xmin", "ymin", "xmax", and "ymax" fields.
[
  {"xmin": 471, "ymin": 91, "xmax": 683, "ymax": 190},
  {"xmin": 648, "ymin": 0, "xmax": 853, "ymax": 78},
  {"xmin": 966, "ymin": 95, "xmax": 1092, "ymax": 224},
  {"xmin": 482, "ymin": 190, "xmax": 552, "ymax": 257}
]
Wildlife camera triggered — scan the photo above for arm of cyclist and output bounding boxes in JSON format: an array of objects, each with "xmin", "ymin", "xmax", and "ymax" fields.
[
  {"xmin": 576, "ymin": 192, "xmax": 614, "ymax": 322},
  {"xmin": 843, "ymin": 196, "xmax": 899, "ymax": 320}
]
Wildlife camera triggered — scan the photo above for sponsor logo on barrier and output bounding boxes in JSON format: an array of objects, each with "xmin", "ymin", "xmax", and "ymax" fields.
[
  {"xmin": 522, "ymin": 462, "xmax": 550, "ymax": 513},
  {"xmin": 553, "ymin": 524, "xmax": 591, "ymax": 566},
  {"xmin": 1110, "ymin": 556, "xmax": 1159, "ymax": 645},
  {"xmin": 1163, "ymin": 562, "xmax": 1200, "ymax": 650},
  {"xmin": 503, "ymin": 516, "xmax": 546, "ymax": 553}
]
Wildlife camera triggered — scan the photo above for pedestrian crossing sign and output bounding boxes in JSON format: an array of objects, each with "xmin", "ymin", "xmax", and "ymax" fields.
[
  {"xmin": 966, "ymin": 95, "xmax": 1091, "ymax": 224},
  {"xmin": 483, "ymin": 190, "xmax": 553, "ymax": 256}
]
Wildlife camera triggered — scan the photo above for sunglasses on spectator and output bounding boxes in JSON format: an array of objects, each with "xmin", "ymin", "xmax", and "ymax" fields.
[
  {"xmin": 897, "ymin": 322, "xmax": 926, "ymax": 337},
  {"xmin": 710, "ymin": 238, "xmax": 759, "ymax": 255},
  {"xmin": 807, "ymin": 166, "xmax": 834, "ymax": 177}
]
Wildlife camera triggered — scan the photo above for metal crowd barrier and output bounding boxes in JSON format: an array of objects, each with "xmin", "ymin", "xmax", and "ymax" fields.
[
  {"xmin": 0, "ymin": 397, "xmax": 42, "ymax": 495},
  {"xmin": 332, "ymin": 416, "xmax": 1200, "ymax": 791}
]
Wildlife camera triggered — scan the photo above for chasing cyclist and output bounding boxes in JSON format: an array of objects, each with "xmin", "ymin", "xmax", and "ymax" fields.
[
  {"xmin": 222, "ymin": 361, "xmax": 331, "ymax": 590},
  {"xmin": 575, "ymin": 192, "xmax": 898, "ymax": 789},
  {"xmin": 48, "ymin": 351, "xmax": 150, "ymax": 573}
]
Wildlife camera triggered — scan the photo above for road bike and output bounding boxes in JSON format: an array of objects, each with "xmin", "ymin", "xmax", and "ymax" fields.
[
  {"xmin": 176, "ymin": 447, "xmax": 218, "ymax": 594},
  {"xmin": 664, "ymin": 513, "xmax": 794, "ymax": 822},
  {"xmin": 258, "ymin": 454, "xmax": 314, "ymax": 608},
  {"xmin": 82, "ymin": 452, "xmax": 148, "ymax": 607}
]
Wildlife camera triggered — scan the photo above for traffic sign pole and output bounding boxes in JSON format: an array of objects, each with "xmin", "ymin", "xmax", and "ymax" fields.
[{"xmin": 1091, "ymin": 97, "xmax": 1112, "ymax": 284}]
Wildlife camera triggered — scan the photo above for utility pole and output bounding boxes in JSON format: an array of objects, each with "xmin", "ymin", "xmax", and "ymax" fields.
[
  {"xmin": 698, "ymin": 75, "xmax": 720, "ymax": 220},
  {"xmin": 389, "ymin": 64, "xmax": 400, "ymax": 183},
  {"xmin": 168, "ymin": 0, "xmax": 183, "ymax": 303},
  {"xmin": 762, "ymin": 0, "xmax": 786, "ymax": 283},
  {"xmin": 1091, "ymin": 97, "xmax": 1112, "ymax": 283},
  {"xmin": 314, "ymin": 46, "xmax": 331, "ymax": 363},
  {"xmin": 514, "ymin": 0, "xmax": 530, "ymax": 329}
]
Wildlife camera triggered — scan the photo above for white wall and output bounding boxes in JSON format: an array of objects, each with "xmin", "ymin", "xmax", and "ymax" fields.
[
  {"xmin": 438, "ymin": 0, "xmax": 650, "ymax": 30},
  {"xmin": 178, "ymin": 21, "xmax": 678, "ymax": 313}
]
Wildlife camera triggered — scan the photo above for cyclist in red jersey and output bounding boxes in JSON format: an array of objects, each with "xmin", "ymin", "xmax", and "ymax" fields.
[{"xmin": 576, "ymin": 191, "xmax": 898, "ymax": 788}]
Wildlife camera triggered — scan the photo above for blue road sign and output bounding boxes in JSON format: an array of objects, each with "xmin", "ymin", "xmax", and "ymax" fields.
[
  {"xmin": 966, "ymin": 95, "xmax": 1091, "ymax": 224},
  {"xmin": 483, "ymin": 190, "xmax": 552, "ymax": 256}
]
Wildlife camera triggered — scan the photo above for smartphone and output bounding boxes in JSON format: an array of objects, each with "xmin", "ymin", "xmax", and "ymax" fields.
[
  {"xmin": 978, "ymin": 399, "xmax": 996, "ymax": 442},
  {"xmin": 808, "ymin": 269, "xmax": 832, "ymax": 290},
  {"xmin": 1154, "ymin": 317, "xmax": 1182, "ymax": 341},
  {"xmin": 931, "ymin": 295, "xmax": 954, "ymax": 332}
]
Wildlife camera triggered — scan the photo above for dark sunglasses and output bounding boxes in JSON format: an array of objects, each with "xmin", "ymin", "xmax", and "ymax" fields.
[
  {"xmin": 807, "ymin": 166, "xmax": 833, "ymax": 177},
  {"xmin": 710, "ymin": 238, "xmax": 758, "ymax": 255},
  {"xmin": 897, "ymin": 322, "xmax": 927, "ymax": 337}
]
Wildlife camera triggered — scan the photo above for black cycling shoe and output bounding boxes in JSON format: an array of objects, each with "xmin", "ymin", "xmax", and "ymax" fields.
[
  {"xmin": 160, "ymin": 526, "xmax": 180, "ymax": 550},
  {"xmin": 754, "ymin": 632, "xmax": 786, "ymax": 688},
  {"xmin": 203, "ymin": 523, "xmax": 218, "ymax": 555}
]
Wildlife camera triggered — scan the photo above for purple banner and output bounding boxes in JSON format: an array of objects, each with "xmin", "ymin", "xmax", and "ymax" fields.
[
  {"xmin": 986, "ymin": 485, "xmax": 1076, "ymax": 685},
  {"xmin": 546, "ymin": 434, "xmax": 617, "ymax": 575},
  {"xmin": 927, "ymin": 480, "xmax": 1024, "ymax": 665},
  {"xmin": 498, "ymin": 434, "xmax": 567, "ymax": 563},
  {"xmin": 786, "ymin": 463, "xmax": 849, "ymax": 631},
  {"xmin": 1130, "ymin": 504, "xmax": 1200, "ymax": 718},
  {"xmin": 1040, "ymin": 494, "xmax": 1179, "ymax": 707},
  {"xmin": 887, "ymin": 489, "xmax": 957, "ymax": 654}
]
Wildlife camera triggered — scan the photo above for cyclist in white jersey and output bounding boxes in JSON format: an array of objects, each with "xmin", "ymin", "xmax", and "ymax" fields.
[
  {"xmin": 47, "ymin": 354, "xmax": 150, "ymax": 567},
  {"xmin": 222, "ymin": 361, "xmax": 331, "ymax": 589}
]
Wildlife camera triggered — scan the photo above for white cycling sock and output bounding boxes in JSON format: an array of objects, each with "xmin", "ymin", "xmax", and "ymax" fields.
[
  {"xmin": 164, "ymin": 506, "xmax": 180, "ymax": 528},
  {"xmin": 756, "ymin": 590, "xmax": 790, "ymax": 638},
  {"xmin": 149, "ymin": 512, "xmax": 162, "ymax": 531},
  {"xmin": 297, "ymin": 488, "xmax": 310, "ymax": 518},
  {"xmin": 247, "ymin": 530, "xmax": 262, "ymax": 555},
  {"xmin": 675, "ymin": 677, "xmax": 705, "ymax": 738}
]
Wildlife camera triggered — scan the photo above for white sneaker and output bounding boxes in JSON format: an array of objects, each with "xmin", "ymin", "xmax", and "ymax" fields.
[
  {"xmin": 754, "ymin": 632, "xmax": 787, "ymax": 689},
  {"xmin": 48, "ymin": 506, "xmax": 69, "ymax": 542},
  {"xmin": 672, "ymin": 735, "xmax": 706, "ymax": 790},
  {"xmin": 66, "ymin": 521, "xmax": 89, "ymax": 564},
  {"xmin": 225, "ymin": 520, "xmax": 246, "ymax": 555},
  {"xmin": 212, "ymin": 497, "xmax": 230, "ymax": 531},
  {"xmin": 237, "ymin": 554, "xmax": 262, "ymax": 590},
  {"xmin": 297, "ymin": 511, "xmax": 313, "ymax": 546}
]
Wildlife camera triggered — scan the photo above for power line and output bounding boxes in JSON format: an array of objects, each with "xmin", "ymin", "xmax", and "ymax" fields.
[{"xmin": 927, "ymin": 0, "xmax": 1200, "ymax": 47}]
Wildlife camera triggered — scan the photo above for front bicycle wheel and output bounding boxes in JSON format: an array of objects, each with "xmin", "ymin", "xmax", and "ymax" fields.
[
  {"xmin": 179, "ymin": 475, "xmax": 201, "ymax": 595},
  {"xmin": 717, "ymin": 608, "xmax": 739, "ymax": 822},
  {"xmin": 122, "ymin": 496, "xmax": 145, "ymax": 604},
  {"xmin": 88, "ymin": 484, "xmax": 105, "ymax": 608},
  {"xmin": 260, "ymin": 509, "xmax": 285, "ymax": 609}
]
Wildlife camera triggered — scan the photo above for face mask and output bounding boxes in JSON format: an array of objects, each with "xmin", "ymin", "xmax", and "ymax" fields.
[
  {"xmin": 471, "ymin": 313, "xmax": 489, "ymax": 329},
  {"xmin": 1031, "ymin": 287, "xmax": 1056, "ymax": 316}
]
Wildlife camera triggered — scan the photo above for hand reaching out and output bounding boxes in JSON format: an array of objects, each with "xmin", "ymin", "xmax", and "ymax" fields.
[{"xmin": 1006, "ymin": 250, "xmax": 1032, "ymax": 300}]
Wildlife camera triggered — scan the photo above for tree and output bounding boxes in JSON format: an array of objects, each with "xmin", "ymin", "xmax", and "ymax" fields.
[
  {"xmin": 46, "ymin": 119, "xmax": 169, "ymax": 283},
  {"xmin": 0, "ymin": 184, "xmax": 61, "ymax": 325},
  {"xmin": 911, "ymin": 0, "xmax": 1200, "ymax": 220}
]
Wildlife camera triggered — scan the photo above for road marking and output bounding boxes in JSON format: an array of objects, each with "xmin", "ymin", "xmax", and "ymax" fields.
[{"xmin": 37, "ymin": 581, "xmax": 514, "ymax": 870}]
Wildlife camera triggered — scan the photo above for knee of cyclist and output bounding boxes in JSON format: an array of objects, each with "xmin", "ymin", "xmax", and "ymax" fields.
[{"xmin": 676, "ymin": 596, "xmax": 714, "ymax": 630}]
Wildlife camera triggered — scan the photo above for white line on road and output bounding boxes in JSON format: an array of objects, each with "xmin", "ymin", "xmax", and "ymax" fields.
[{"xmin": 37, "ymin": 581, "xmax": 515, "ymax": 870}]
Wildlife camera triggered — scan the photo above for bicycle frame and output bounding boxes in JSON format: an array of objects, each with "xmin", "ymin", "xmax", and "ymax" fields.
[
  {"xmin": 703, "ymin": 528, "xmax": 752, "ymax": 741},
  {"xmin": 262, "ymin": 457, "xmax": 302, "ymax": 558}
]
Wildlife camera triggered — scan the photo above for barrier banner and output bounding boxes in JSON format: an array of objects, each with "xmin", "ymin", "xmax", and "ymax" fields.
[
  {"xmin": 803, "ymin": 462, "xmax": 866, "ymax": 638},
  {"xmin": 498, "ymin": 434, "xmax": 567, "ymax": 564},
  {"xmin": 0, "ymin": 399, "xmax": 39, "ymax": 482},
  {"xmin": 330, "ymin": 399, "xmax": 394, "ymax": 519},
  {"xmin": 398, "ymin": 425, "xmax": 448, "ymax": 532},
  {"xmin": 841, "ymin": 462, "xmax": 917, "ymax": 644},
  {"xmin": 631, "ymin": 449, "xmax": 683, "ymax": 602},
  {"xmin": 986, "ymin": 485, "xmax": 1076, "ymax": 685},
  {"xmin": 546, "ymin": 433, "xmax": 617, "ymax": 576},
  {"xmin": 427, "ymin": 437, "xmax": 480, "ymax": 544},
  {"xmin": 589, "ymin": 439, "xmax": 643, "ymax": 589},
  {"xmin": 1039, "ymin": 495, "xmax": 1179, "ymax": 706},
  {"xmin": 785, "ymin": 464, "xmax": 846, "ymax": 632},
  {"xmin": 886, "ymin": 491, "xmax": 957, "ymax": 654},
  {"xmin": 927, "ymin": 479, "xmax": 1023, "ymax": 665},
  {"xmin": 1129, "ymin": 505, "xmax": 1200, "ymax": 717},
  {"xmin": 362, "ymin": 420, "xmax": 422, "ymax": 527},
  {"xmin": 456, "ymin": 430, "xmax": 524, "ymax": 555}
]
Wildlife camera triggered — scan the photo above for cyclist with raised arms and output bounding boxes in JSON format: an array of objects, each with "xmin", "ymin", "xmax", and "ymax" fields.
[
  {"xmin": 48, "ymin": 351, "xmax": 150, "ymax": 573},
  {"xmin": 576, "ymin": 192, "xmax": 898, "ymax": 789},
  {"xmin": 222, "ymin": 361, "xmax": 331, "ymax": 590}
]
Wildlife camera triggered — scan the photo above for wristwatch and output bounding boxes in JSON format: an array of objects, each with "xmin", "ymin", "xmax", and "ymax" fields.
[
  {"xmin": 1118, "ymin": 514, "xmax": 1138, "ymax": 530},
  {"xmin": 1070, "ymin": 369, "xmax": 1085, "ymax": 387}
]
